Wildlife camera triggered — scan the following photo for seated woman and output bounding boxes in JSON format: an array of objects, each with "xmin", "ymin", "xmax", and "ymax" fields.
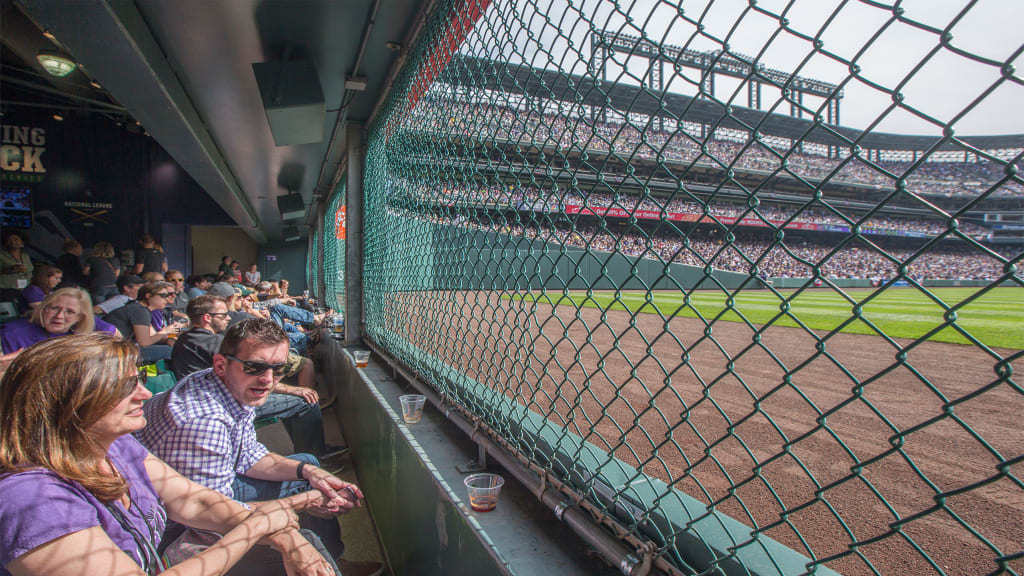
[
  {"xmin": 0, "ymin": 333, "xmax": 340, "ymax": 576},
  {"xmin": 1, "ymin": 288, "xmax": 119, "ymax": 365},
  {"xmin": 21, "ymin": 265, "xmax": 62, "ymax": 312},
  {"xmin": 105, "ymin": 281, "xmax": 178, "ymax": 363}
]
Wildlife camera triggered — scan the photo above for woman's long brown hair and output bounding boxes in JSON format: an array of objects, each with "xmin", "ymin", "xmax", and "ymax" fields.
[{"xmin": 0, "ymin": 333, "xmax": 140, "ymax": 501}]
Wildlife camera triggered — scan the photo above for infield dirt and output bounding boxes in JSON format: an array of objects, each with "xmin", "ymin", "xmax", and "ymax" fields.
[{"xmin": 382, "ymin": 290, "xmax": 1023, "ymax": 575}]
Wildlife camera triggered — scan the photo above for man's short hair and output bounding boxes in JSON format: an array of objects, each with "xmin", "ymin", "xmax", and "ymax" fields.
[
  {"xmin": 187, "ymin": 295, "xmax": 226, "ymax": 322},
  {"xmin": 117, "ymin": 274, "xmax": 145, "ymax": 292},
  {"xmin": 256, "ymin": 281, "xmax": 273, "ymax": 292},
  {"xmin": 219, "ymin": 318, "xmax": 288, "ymax": 357}
]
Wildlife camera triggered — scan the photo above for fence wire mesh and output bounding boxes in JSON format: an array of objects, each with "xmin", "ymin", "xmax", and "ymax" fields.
[
  {"xmin": 344, "ymin": 0, "xmax": 1023, "ymax": 574},
  {"xmin": 323, "ymin": 184, "xmax": 347, "ymax": 310}
]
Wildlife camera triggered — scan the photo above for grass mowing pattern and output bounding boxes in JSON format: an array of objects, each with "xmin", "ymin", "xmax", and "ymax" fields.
[{"xmin": 513, "ymin": 287, "xmax": 1024, "ymax": 350}]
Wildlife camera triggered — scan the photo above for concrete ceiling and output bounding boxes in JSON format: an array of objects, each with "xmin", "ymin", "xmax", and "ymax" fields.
[{"xmin": 8, "ymin": 0, "xmax": 430, "ymax": 242}]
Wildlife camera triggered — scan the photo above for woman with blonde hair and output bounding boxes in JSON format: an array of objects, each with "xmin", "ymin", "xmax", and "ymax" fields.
[
  {"xmin": 83, "ymin": 241, "xmax": 121, "ymax": 304},
  {"xmin": 0, "ymin": 333, "xmax": 339, "ymax": 575}
]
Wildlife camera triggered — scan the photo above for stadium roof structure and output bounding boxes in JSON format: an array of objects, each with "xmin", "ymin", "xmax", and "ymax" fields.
[{"xmin": 440, "ymin": 55, "xmax": 1024, "ymax": 153}]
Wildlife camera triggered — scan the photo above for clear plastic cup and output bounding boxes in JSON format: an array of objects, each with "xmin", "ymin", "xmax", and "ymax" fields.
[
  {"xmin": 353, "ymin": 350, "xmax": 370, "ymax": 367},
  {"xmin": 333, "ymin": 316, "xmax": 345, "ymax": 334},
  {"xmin": 464, "ymin": 473, "xmax": 504, "ymax": 512},
  {"xmin": 399, "ymin": 394, "xmax": 426, "ymax": 423}
]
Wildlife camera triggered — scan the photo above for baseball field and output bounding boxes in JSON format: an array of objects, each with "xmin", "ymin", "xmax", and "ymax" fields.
[
  {"xmin": 511, "ymin": 286, "xmax": 1024, "ymax": 350},
  {"xmin": 381, "ymin": 284, "xmax": 1022, "ymax": 575}
]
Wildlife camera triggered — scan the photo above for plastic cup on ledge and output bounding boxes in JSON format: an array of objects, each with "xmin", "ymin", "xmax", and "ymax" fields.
[
  {"xmin": 399, "ymin": 394, "xmax": 426, "ymax": 424},
  {"xmin": 353, "ymin": 349, "xmax": 369, "ymax": 367},
  {"xmin": 464, "ymin": 473, "xmax": 504, "ymax": 512}
]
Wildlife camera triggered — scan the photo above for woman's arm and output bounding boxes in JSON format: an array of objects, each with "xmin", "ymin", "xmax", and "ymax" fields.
[
  {"xmin": 6, "ymin": 507, "xmax": 301, "ymax": 576},
  {"xmin": 144, "ymin": 455, "xmax": 333, "ymax": 575},
  {"xmin": 133, "ymin": 323, "xmax": 170, "ymax": 347}
]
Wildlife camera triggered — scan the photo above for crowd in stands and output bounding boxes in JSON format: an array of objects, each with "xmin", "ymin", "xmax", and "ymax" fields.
[
  {"xmin": 0, "ymin": 229, "xmax": 383, "ymax": 576},
  {"xmin": 396, "ymin": 208, "xmax": 1017, "ymax": 282},
  {"xmin": 413, "ymin": 100, "xmax": 1024, "ymax": 197},
  {"xmin": 419, "ymin": 185, "xmax": 992, "ymax": 238}
]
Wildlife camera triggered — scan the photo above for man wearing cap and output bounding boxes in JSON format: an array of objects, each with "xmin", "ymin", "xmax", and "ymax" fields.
[
  {"xmin": 211, "ymin": 281, "xmax": 312, "ymax": 354},
  {"xmin": 93, "ymin": 274, "xmax": 145, "ymax": 316}
]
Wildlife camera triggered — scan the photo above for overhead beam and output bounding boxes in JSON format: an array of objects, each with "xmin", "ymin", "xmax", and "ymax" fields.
[{"xmin": 19, "ymin": 0, "xmax": 267, "ymax": 242}]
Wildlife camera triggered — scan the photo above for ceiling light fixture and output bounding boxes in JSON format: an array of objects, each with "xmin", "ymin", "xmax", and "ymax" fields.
[
  {"xmin": 90, "ymin": 80, "xmax": 102, "ymax": 89},
  {"xmin": 36, "ymin": 49, "xmax": 77, "ymax": 77},
  {"xmin": 52, "ymin": 113, "xmax": 64, "ymax": 122},
  {"xmin": 42, "ymin": 29, "xmax": 57, "ymax": 41}
]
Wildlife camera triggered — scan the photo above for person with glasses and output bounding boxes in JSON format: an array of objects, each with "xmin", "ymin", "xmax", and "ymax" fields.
[
  {"xmin": 1, "ymin": 288, "xmax": 119, "ymax": 364},
  {"xmin": 0, "ymin": 333, "xmax": 340, "ymax": 576},
  {"xmin": 170, "ymin": 295, "xmax": 330, "ymax": 458},
  {"xmin": 138, "ymin": 319, "xmax": 383, "ymax": 576},
  {"xmin": 105, "ymin": 282, "xmax": 178, "ymax": 363},
  {"xmin": 165, "ymin": 270, "xmax": 190, "ymax": 321}
]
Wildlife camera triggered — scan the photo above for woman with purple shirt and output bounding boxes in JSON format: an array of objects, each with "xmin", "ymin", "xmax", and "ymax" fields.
[
  {"xmin": 0, "ymin": 333, "xmax": 339, "ymax": 576},
  {"xmin": 21, "ymin": 265, "xmax": 62, "ymax": 311},
  {"xmin": 0, "ymin": 288, "xmax": 121, "ymax": 372}
]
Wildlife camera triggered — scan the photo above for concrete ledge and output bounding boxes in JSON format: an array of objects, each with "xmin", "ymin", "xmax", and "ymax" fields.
[{"xmin": 323, "ymin": 338, "xmax": 617, "ymax": 576}]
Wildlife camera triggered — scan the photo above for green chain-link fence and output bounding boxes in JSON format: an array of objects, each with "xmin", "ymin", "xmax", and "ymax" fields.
[
  {"xmin": 323, "ymin": 183, "xmax": 347, "ymax": 310},
  {"xmin": 309, "ymin": 227, "xmax": 320, "ymax": 299},
  {"xmin": 329, "ymin": 0, "xmax": 1023, "ymax": 574}
]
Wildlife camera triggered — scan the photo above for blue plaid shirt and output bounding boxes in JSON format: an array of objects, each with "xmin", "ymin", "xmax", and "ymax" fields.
[{"xmin": 135, "ymin": 368, "xmax": 269, "ymax": 499}]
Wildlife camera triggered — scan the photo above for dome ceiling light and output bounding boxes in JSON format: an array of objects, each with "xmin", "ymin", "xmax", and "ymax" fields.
[{"xmin": 36, "ymin": 49, "xmax": 77, "ymax": 77}]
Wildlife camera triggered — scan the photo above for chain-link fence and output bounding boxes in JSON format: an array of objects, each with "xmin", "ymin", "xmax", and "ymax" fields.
[
  {"xmin": 328, "ymin": 0, "xmax": 1023, "ymax": 574},
  {"xmin": 322, "ymin": 183, "xmax": 347, "ymax": 310},
  {"xmin": 308, "ymin": 227, "xmax": 320, "ymax": 299}
]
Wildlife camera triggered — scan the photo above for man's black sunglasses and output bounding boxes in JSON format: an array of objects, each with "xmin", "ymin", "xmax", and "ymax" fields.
[{"xmin": 223, "ymin": 354, "xmax": 289, "ymax": 377}]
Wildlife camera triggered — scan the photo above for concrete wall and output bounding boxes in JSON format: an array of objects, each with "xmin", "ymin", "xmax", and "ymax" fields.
[{"xmin": 190, "ymin": 226, "xmax": 257, "ymax": 277}]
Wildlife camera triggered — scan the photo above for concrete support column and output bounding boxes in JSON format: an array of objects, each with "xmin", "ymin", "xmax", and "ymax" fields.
[{"xmin": 345, "ymin": 123, "xmax": 365, "ymax": 346}]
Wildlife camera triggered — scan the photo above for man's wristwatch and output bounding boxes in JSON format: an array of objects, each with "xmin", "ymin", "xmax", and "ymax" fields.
[{"xmin": 296, "ymin": 462, "xmax": 306, "ymax": 480}]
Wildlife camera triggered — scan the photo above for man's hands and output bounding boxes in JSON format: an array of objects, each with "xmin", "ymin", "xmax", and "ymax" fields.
[{"xmin": 301, "ymin": 466, "xmax": 363, "ymax": 516}]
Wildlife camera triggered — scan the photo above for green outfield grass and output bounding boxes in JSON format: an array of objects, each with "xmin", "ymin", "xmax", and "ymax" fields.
[{"xmin": 512, "ymin": 287, "xmax": 1024, "ymax": 350}]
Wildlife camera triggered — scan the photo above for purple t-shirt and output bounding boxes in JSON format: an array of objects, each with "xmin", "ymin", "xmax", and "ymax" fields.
[
  {"xmin": 0, "ymin": 435, "xmax": 167, "ymax": 575},
  {"xmin": 150, "ymin": 309, "xmax": 166, "ymax": 332},
  {"xmin": 0, "ymin": 319, "xmax": 64, "ymax": 354},
  {"xmin": 21, "ymin": 285, "xmax": 46, "ymax": 305},
  {"xmin": 94, "ymin": 316, "xmax": 118, "ymax": 334}
]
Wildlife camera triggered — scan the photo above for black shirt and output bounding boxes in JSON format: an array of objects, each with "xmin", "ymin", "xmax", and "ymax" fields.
[
  {"xmin": 138, "ymin": 248, "xmax": 164, "ymax": 275},
  {"xmin": 170, "ymin": 327, "xmax": 224, "ymax": 379},
  {"xmin": 55, "ymin": 253, "xmax": 83, "ymax": 286},
  {"xmin": 104, "ymin": 301, "xmax": 151, "ymax": 342}
]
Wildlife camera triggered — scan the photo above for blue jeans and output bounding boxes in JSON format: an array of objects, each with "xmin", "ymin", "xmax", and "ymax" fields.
[
  {"xmin": 232, "ymin": 453, "xmax": 344, "ymax": 559},
  {"xmin": 140, "ymin": 344, "xmax": 173, "ymax": 363},
  {"xmin": 256, "ymin": 393, "xmax": 325, "ymax": 456},
  {"xmin": 270, "ymin": 304, "xmax": 316, "ymax": 327},
  {"xmin": 283, "ymin": 323, "xmax": 309, "ymax": 355}
]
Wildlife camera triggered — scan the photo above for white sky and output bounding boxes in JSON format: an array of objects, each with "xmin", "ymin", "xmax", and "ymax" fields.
[{"xmin": 470, "ymin": 0, "xmax": 1024, "ymax": 137}]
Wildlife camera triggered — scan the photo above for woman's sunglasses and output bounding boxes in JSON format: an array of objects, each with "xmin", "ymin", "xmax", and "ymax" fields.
[{"xmin": 223, "ymin": 354, "xmax": 289, "ymax": 377}]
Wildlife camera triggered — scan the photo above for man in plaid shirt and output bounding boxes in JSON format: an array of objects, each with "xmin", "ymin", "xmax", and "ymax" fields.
[{"xmin": 137, "ymin": 318, "xmax": 382, "ymax": 575}]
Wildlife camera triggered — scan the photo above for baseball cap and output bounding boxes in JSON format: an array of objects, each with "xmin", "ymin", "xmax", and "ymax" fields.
[
  {"xmin": 208, "ymin": 282, "xmax": 236, "ymax": 298},
  {"xmin": 117, "ymin": 274, "xmax": 145, "ymax": 290}
]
